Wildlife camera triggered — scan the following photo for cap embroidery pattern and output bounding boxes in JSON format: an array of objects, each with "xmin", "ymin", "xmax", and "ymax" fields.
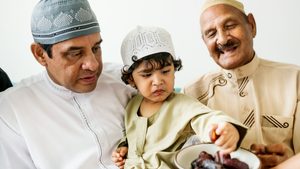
[
  {"xmin": 75, "ymin": 8, "xmax": 93, "ymax": 22},
  {"xmin": 31, "ymin": 0, "xmax": 100, "ymax": 44},
  {"xmin": 131, "ymin": 31, "xmax": 168, "ymax": 56},
  {"xmin": 53, "ymin": 12, "xmax": 73, "ymax": 28},
  {"xmin": 121, "ymin": 26, "xmax": 176, "ymax": 68}
]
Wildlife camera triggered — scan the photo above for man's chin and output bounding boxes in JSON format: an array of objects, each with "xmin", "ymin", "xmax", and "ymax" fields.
[
  {"xmin": 72, "ymin": 84, "xmax": 97, "ymax": 93},
  {"xmin": 218, "ymin": 60, "xmax": 240, "ymax": 70}
]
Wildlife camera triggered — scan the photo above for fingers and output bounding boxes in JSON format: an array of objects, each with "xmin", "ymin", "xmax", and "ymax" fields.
[
  {"xmin": 250, "ymin": 144, "xmax": 266, "ymax": 154},
  {"xmin": 257, "ymin": 153, "xmax": 281, "ymax": 168},
  {"xmin": 250, "ymin": 143, "xmax": 288, "ymax": 157},
  {"xmin": 265, "ymin": 143, "xmax": 287, "ymax": 155},
  {"xmin": 111, "ymin": 151, "xmax": 121, "ymax": 162},
  {"xmin": 250, "ymin": 143, "xmax": 289, "ymax": 168},
  {"xmin": 112, "ymin": 152, "xmax": 126, "ymax": 168},
  {"xmin": 216, "ymin": 137, "xmax": 236, "ymax": 154},
  {"xmin": 112, "ymin": 147, "xmax": 128, "ymax": 168},
  {"xmin": 115, "ymin": 159, "xmax": 126, "ymax": 169},
  {"xmin": 212, "ymin": 122, "xmax": 239, "ymax": 154},
  {"xmin": 118, "ymin": 147, "xmax": 128, "ymax": 157}
]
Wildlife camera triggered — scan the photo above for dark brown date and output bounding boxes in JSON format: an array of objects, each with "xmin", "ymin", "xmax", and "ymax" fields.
[
  {"xmin": 223, "ymin": 158, "xmax": 249, "ymax": 169},
  {"xmin": 191, "ymin": 151, "xmax": 249, "ymax": 169}
]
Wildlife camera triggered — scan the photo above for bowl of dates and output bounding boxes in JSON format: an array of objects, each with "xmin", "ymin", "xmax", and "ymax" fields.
[{"xmin": 175, "ymin": 143, "xmax": 260, "ymax": 169}]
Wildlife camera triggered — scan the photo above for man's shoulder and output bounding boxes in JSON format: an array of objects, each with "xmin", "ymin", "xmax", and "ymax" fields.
[
  {"xmin": 1, "ymin": 72, "xmax": 44, "ymax": 97},
  {"xmin": 183, "ymin": 70, "xmax": 224, "ymax": 95},
  {"xmin": 260, "ymin": 58, "xmax": 300, "ymax": 71},
  {"xmin": 98, "ymin": 63, "xmax": 136, "ymax": 97},
  {"xmin": 102, "ymin": 62, "xmax": 123, "ymax": 80}
]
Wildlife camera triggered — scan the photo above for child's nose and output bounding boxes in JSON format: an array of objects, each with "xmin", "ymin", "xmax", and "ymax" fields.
[{"xmin": 152, "ymin": 74, "xmax": 163, "ymax": 86}]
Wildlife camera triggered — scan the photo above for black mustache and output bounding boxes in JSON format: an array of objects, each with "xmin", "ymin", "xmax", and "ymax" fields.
[{"xmin": 217, "ymin": 41, "xmax": 238, "ymax": 52}]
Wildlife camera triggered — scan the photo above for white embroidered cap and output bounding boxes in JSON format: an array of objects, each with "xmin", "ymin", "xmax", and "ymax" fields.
[{"xmin": 121, "ymin": 26, "xmax": 176, "ymax": 68}]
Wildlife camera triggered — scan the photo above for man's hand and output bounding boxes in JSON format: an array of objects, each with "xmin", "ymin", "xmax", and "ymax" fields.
[
  {"xmin": 112, "ymin": 146, "xmax": 128, "ymax": 169},
  {"xmin": 250, "ymin": 143, "xmax": 289, "ymax": 169}
]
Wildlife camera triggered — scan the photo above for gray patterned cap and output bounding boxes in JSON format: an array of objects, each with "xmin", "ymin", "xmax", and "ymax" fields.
[
  {"xmin": 121, "ymin": 26, "xmax": 176, "ymax": 68},
  {"xmin": 31, "ymin": 0, "xmax": 100, "ymax": 44}
]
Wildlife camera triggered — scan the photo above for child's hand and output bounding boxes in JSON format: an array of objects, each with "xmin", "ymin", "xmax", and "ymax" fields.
[
  {"xmin": 210, "ymin": 122, "xmax": 239, "ymax": 154},
  {"xmin": 112, "ymin": 146, "xmax": 128, "ymax": 169}
]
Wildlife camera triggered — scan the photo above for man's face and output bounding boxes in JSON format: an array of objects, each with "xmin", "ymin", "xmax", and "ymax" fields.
[
  {"xmin": 45, "ymin": 33, "xmax": 103, "ymax": 93},
  {"xmin": 200, "ymin": 4, "xmax": 256, "ymax": 69}
]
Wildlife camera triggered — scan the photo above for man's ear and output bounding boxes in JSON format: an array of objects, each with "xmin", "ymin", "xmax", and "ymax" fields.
[
  {"xmin": 247, "ymin": 13, "xmax": 257, "ymax": 38},
  {"xmin": 31, "ymin": 43, "xmax": 47, "ymax": 66}
]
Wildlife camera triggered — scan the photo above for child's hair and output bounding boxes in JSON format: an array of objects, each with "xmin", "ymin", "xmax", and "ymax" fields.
[{"xmin": 121, "ymin": 52, "xmax": 182, "ymax": 85}]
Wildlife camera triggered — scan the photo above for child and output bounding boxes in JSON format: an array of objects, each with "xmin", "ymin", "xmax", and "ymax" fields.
[{"xmin": 112, "ymin": 26, "xmax": 247, "ymax": 169}]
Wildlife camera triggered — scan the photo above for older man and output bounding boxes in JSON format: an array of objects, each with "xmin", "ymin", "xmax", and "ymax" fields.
[
  {"xmin": 184, "ymin": 0, "xmax": 300, "ymax": 168},
  {"xmin": 0, "ymin": 0, "xmax": 135, "ymax": 168}
]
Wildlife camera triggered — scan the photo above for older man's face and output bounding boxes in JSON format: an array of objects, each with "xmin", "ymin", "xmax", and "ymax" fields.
[
  {"xmin": 200, "ymin": 4, "xmax": 256, "ymax": 69},
  {"xmin": 45, "ymin": 33, "xmax": 103, "ymax": 93}
]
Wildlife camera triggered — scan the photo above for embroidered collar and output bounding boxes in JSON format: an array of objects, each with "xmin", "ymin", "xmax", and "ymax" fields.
[{"xmin": 221, "ymin": 54, "xmax": 260, "ymax": 81}]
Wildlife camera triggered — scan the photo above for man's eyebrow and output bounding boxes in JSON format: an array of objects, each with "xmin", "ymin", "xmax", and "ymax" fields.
[
  {"xmin": 62, "ymin": 39, "xmax": 103, "ymax": 55},
  {"xmin": 94, "ymin": 39, "xmax": 103, "ymax": 46},
  {"xmin": 66, "ymin": 46, "xmax": 83, "ymax": 52}
]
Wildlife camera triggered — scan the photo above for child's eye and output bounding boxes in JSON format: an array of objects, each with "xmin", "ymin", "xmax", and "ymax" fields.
[
  {"xmin": 162, "ymin": 70, "xmax": 170, "ymax": 74},
  {"xmin": 141, "ymin": 73, "xmax": 151, "ymax": 77}
]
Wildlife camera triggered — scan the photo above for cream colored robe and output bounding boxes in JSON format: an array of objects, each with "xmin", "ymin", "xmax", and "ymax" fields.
[
  {"xmin": 184, "ymin": 55, "xmax": 300, "ymax": 157},
  {"xmin": 123, "ymin": 93, "xmax": 246, "ymax": 169}
]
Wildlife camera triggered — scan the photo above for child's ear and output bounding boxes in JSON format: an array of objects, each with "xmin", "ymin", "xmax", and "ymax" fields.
[{"xmin": 128, "ymin": 77, "xmax": 137, "ymax": 89}]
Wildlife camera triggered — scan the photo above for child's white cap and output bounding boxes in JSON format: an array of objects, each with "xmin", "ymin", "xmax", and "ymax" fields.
[{"xmin": 121, "ymin": 26, "xmax": 176, "ymax": 68}]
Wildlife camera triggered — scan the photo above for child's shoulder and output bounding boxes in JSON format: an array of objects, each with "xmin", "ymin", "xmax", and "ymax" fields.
[{"xmin": 170, "ymin": 92, "xmax": 202, "ymax": 104}]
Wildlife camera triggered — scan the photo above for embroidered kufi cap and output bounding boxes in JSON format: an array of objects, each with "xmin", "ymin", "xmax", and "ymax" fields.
[
  {"xmin": 200, "ymin": 0, "xmax": 245, "ymax": 15},
  {"xmin": 31, "ymin": 0, "xmax": 100, "ymax": 44},
  {"xmin": 121, "ymin": 26, "xmax": 176, "ymax": 68}
]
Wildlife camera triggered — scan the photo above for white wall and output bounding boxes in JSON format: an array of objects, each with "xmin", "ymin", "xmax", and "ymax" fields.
[{"xmin": 0, "ymin": 0, "xmax": 299, "ymax": 87}]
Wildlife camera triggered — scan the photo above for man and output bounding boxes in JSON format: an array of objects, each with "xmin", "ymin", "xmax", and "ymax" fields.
[
  {"xmin": 0, "ymin": 67, "xmax": 13, "ymax": 92},
  {"xmin": 183, "ymin": 0, "xmax": 300, "ymax": 168},
  {"xmin": 0, "ymin": 0, "xmax": 134, "ymax": 168}
]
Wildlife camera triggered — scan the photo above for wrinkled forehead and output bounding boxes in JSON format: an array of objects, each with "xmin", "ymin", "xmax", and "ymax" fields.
[
  {"xmin": 51, "ymin": 32, "xmax": 102, "ymax": 52},
  {"xmin": 200, "ymin": 4, "xmax": 246, "ymax": 32}
]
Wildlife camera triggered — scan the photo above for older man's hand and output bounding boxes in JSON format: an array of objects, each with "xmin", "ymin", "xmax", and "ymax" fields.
[{"xmin": 250, "ymin": 143, "xmax": 290, "ymax": 169}]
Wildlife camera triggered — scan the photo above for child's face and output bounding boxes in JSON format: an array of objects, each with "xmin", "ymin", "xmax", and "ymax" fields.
[{"xmin": 131, "ymin": 60, "xmax": 175, "ymax": 104}]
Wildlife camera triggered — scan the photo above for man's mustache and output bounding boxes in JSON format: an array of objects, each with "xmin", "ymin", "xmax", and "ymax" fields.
[{"xmin": 217, "ymin": 40, "xmax": 238, "ymax": 53}]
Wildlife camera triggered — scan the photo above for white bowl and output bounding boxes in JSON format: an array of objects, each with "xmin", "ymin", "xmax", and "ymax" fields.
[{"xmin": 175, "ymin": 143, "xmax": 261, "ymax": 169}]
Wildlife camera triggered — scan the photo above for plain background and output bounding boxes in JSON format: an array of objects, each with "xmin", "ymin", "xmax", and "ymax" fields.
[{"xmin": 0, "ymin": 0, "xmax": 299, "ymax": 87}]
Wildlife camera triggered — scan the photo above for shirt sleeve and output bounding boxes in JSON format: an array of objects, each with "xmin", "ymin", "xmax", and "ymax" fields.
[
  {"xmin": 190, "ymin": 109, "xmax": 247, "ymax": 145},
  {"xmin": 0, "ymin": 118, "xmax": 37, "ymax": 169}
]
